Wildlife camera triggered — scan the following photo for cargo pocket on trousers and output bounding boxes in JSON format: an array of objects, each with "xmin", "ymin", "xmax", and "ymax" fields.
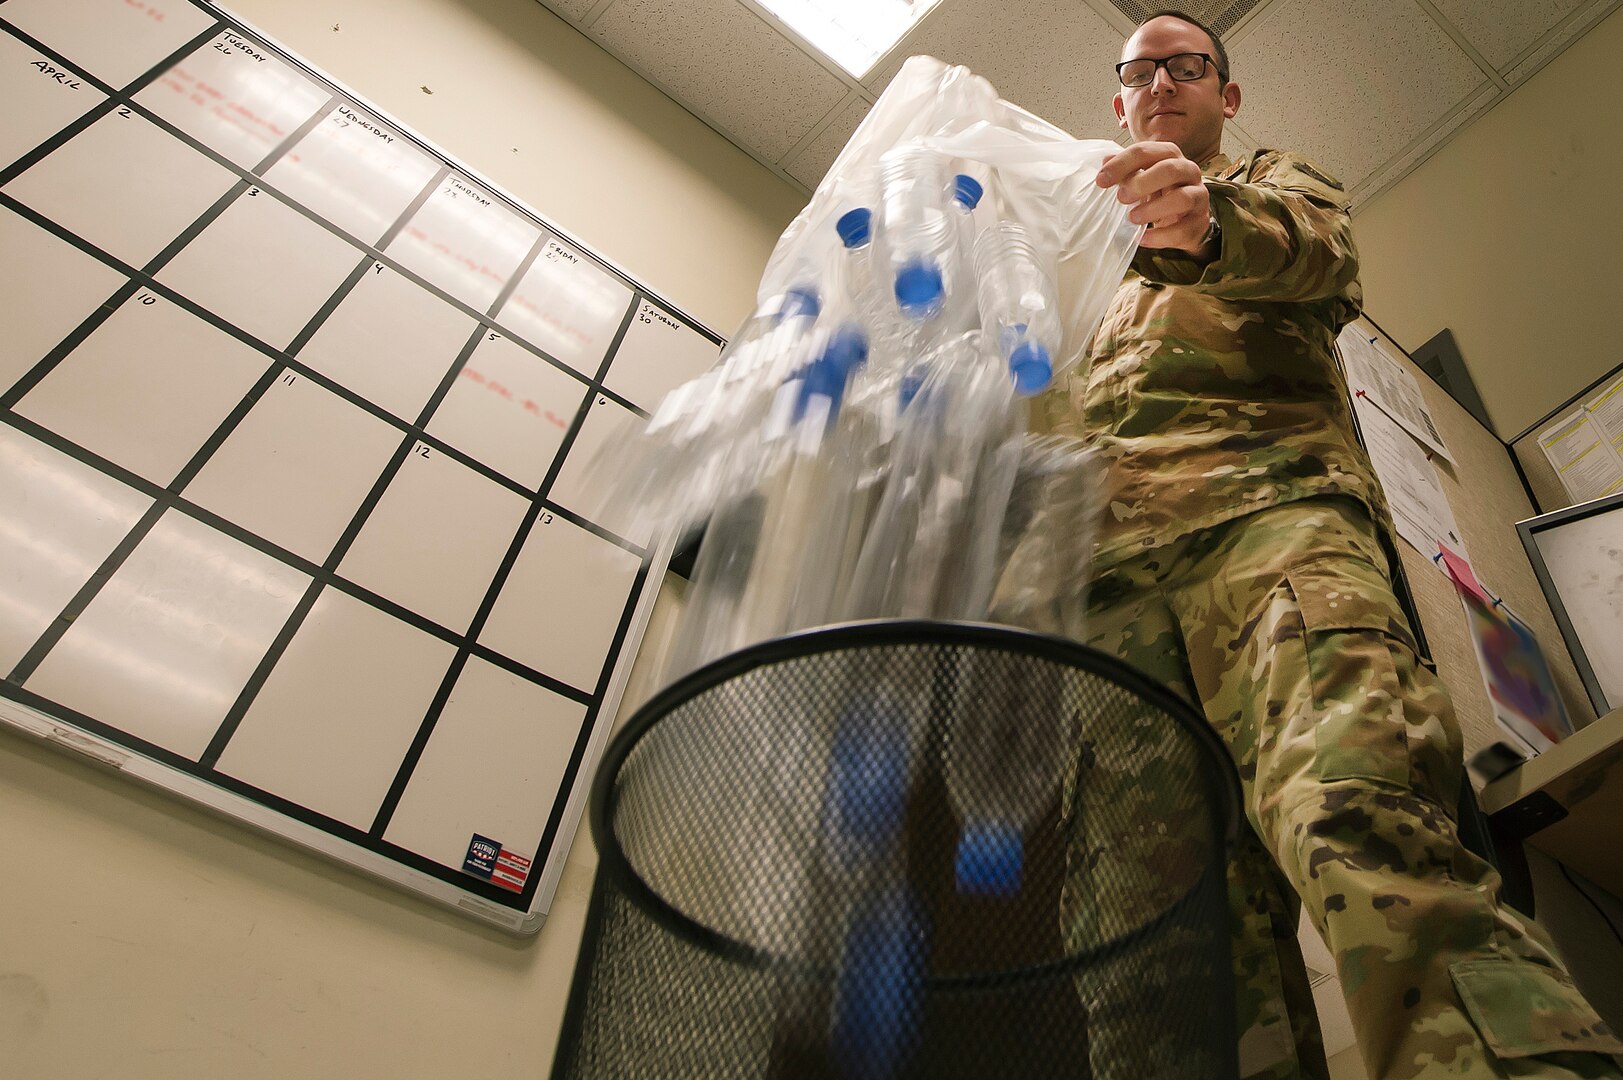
[
  {"xmin": 1285, "ymin": 557, "xmax": 1417, "ymax": 787},
  {"xmin": 1451, "ymin": 957, "xmax": 1623, "ymax": 1058}
]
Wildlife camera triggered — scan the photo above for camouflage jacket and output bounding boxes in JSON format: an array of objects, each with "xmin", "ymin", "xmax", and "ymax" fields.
[{"xmin": 1044, "ymin": 149, "xmax": 1387, "ymax": 570}]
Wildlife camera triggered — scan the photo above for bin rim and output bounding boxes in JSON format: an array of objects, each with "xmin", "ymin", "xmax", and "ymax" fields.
[{"xmin": 588, "ymin": 618, "xmax": 1244, "ymax": 988}]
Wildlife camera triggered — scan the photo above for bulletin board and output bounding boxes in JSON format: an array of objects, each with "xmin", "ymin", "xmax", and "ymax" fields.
[
  {"xmin": 1340, "ymin": 318, "xmax": 1601, "ymax": 755},
  {"xmin": 0, "ymin": 0, "xmax": 723, "ymax": 933}
]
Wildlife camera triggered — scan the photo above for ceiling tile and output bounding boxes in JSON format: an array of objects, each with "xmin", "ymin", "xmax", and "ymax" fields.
[
  {"xmin": 1347, "ymin": 81, "xmax": 1498, "ymax": 210},
  {"xmin": 590, "ymin": 0, "xmax": 850, "ymax": 160},
  {"xmin": 865, "ymin": 0, "xmax": 1127, "ymax": 141},
  {"xmin": 784, "ymin": 95, "xmax": 873, "ymax": 190},
  {"xmin": 1229, "ymin": 0, "xmax": 1489, "ymax": 193},
  {"xmin": 536, "ymin": 0, "xmax": 602, "ymax": 22},
  {"xmin": 1429, "ymin": 0, "xmax": 1588, "ymax": 71}
]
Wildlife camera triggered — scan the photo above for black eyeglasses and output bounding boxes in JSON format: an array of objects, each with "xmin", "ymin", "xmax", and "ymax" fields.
[{"xmin": 1115, "ymin": 52, "xmax": 1223, "ymax": 88}]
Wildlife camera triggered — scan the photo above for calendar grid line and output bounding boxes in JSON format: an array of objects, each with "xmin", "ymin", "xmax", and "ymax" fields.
[
  {"xmin": 0, "ymin": 16, "xmax": 224, "ymax": 187},
  {"xmin": 367, "ymin": 654, "xmax": 472, "ymax": 839},
  {"xmin": 193, "ymin": 221, "xmax": 559, "ymax": 772},
  {"xmin": 4, "ymin": 2, "xmax": 723, "ymax": 356},
  {"xmin": 0, "ymin": 0, "xmax": 715, "ymax": 928},
  {"xmin": 0, "ymin": 173, "xmax": 257, "ymax": 411},
  {"xmin": 592, "ymin": 289, "xmax": 646, "ymax": 388},
  {"xmin": 363, "ymin": 228, "xmax": 567, "ymax": 839},
  {"xmin": 1, "ymin": 190, "xmax": 653, "ymax": 523},
  {"xmin": 0, "ymin": 677, "xmax": 544, "ymax": 908},
  {"xmin": 200, "ymin": 577, "xmax": 327, "ymax": 769},
  {"xmin": 4, "ymin": 113, "xmax": 648, "ymax": 419},
  {"xmin": 250, "ymin": 93, "xmax": 339, "ymax": 175},
  {"xmin": 0, "ymin": 19, "xmax": 121, "ymax": 97},
  {"xmin": 0, "ymin": 411, "xmax": 596, "ymax": 707},
  {"xmin": 112, "ymin": 88, "xmax": 645, "ymax": 403},
  {"xmin": 1, "ymin": 160, "xmax": 283, "ymax": 682},
  {"xmin": 523, "ymin": 558, "xmax": 657, "ymax": 880},
  {"xmin": 0, "ymin": 277, "xmax": 144, "ymax": 413}
]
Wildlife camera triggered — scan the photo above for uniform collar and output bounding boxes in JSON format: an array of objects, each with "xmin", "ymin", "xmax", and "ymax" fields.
[{"xmin": 1201, "ymin": 152, "xmax": 1234, "ymax": 178}]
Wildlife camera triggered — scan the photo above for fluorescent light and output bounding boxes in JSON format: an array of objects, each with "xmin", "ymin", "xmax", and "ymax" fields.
[{"xmin": 755, "ymin": 0, "xmax": 943, "ymax": 77}]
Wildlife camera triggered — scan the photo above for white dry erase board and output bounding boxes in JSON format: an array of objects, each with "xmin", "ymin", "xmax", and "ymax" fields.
[{"xmin": 0, "ymin": 0, "xmax": 723, "ymax": 933}]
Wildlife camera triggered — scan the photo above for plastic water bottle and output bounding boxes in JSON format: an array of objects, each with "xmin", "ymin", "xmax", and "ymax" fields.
[
  {"xmin": 974, "ymin": 221, "xmax": 1062, "ymax": 396},
  {"xmin": 941, "ymin": 659, "xmax": 1067, "ymax": 896},
  {"xmin": 835, "ymin": 208, "xmax": 896, "ymax": 338},
  {"xmin": 950, "ymin": 173, "xmax": 984, "ymax": 253},
  {"xmin": 822, "ymin": 694, "xmax": 926, "ymax": 1080},
  {"xmin": 738, "ymin": 322, "xmax": 870, "ymax": 643},
  {"xmin": 876, "ymin": 149, "xmax": 983, "ymax": 322}
]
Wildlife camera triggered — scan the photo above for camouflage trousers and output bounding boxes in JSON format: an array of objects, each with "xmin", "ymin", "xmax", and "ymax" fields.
[{"xmin": 1056, "ymin": 497, "xmax": 1623, "ymax": 1079}]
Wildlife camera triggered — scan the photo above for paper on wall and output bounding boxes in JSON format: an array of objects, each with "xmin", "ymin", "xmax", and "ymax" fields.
[
  {"xmin": 1537, "ymin": 407, "xmax": 1623, "ymax": 505},
  {"xmin": 1351, "ymin": 393, "xmax": 1467, "ymax": 570},
  {"xmin": 1583, "ymin": 371, "xmax": 1623, "ymax": 451},
  {"xmin": 1337, "ymin": 324, "xmax": 1452, "ymax": 464}
]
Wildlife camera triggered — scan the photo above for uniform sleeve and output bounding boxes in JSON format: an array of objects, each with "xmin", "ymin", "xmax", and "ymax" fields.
[{"xmin": 1132, "ymin": 151, "xmax": 1359, "ymax": 304}]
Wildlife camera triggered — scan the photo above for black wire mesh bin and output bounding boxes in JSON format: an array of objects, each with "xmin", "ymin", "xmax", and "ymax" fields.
[{"xmin": 552, "ymin": 621, "xmax": 1243, "ymax": 1079}]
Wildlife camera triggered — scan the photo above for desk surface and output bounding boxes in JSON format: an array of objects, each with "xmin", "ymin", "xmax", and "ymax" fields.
[{"xmin": 1481, "ymin": 707, "xmax": 1623, "ymax": 896}]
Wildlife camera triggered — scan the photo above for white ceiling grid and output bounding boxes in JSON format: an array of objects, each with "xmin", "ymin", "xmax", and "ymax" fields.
[{"xmin": 536, "ymin": 0, "xmax": 1622, "ymax": 206}]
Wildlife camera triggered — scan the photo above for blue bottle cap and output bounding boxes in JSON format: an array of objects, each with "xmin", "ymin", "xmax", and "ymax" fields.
[
  {"xmin": 954, "ymin": 820, "xmax": 1025, "ymax": 896},
  {"xmin": 822, "ymin": 325, "xmax": 869, "ymax": 378},
  {"xmin": 826, "ymin": 704, "xmax": 910, "ymax": 855},
  {"xmin": 1009, "ymin": 340, "xmax": 1053, "ymax": 396},
  {"xmin": 793, "ymin": 362, "xmax": 836, "ymax": 425},
  {"xmin": 953, "ymin": 174, "xmax": 984, "ymax": 209},
  {"xmin": 832, "ymin": 890, "xmax": 923, "ymax": 1076},
  {"xmin": 777, "ymin": 285, "xmax": 821, "ymax": 321},
  {"xmin": 836, "ymin": 207, "xmax": 873, "ymax": 248},
  {"xmin": 894, "ymin": 258, "xmax": 944, "ymax": 317}
]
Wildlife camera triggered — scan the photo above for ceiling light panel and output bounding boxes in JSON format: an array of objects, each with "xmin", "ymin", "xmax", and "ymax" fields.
[{"xmin": 753, "ymin": 0, "xmax": 944, "ymax": 77}]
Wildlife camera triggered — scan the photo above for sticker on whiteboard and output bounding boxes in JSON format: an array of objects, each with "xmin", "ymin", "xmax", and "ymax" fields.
[
  {"xmin": 463, "ymin": 835, "xmax": 499, "ymax": 877},
  {"xmin": 462, "ymin": 834, "xmax": 532, "ymax": 893}
]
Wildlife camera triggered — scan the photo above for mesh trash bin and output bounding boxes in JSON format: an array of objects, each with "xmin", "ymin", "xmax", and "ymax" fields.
[{"xmin": 552, "ymin": 621, "xmax": 1243, "ymax": 1079}]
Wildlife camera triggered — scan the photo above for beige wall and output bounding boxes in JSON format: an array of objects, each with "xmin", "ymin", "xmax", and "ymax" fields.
[
  {"xmin": 1354, "ymin": 5, "xmax": 1623, "ymax": 440},
  {"xmin": 0, "ymin": 0, "xmax": 796, "ymax": 1076}
]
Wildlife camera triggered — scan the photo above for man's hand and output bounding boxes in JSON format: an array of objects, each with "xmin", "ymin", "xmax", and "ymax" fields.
[{"xmin": 1096, "ymin": 142, "xmax": 1215, "ymax": 259}]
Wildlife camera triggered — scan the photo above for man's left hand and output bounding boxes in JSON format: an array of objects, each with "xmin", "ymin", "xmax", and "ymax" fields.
[{"xmin": 1096, "ymin": 142, "xmax": 1215, "ymax": 259}]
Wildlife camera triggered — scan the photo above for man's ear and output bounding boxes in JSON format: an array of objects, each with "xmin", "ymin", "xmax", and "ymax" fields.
[
  {"xmin": 1113, "ymin": 92, "xmax": 1127, "ymax": 129},
  {"xmin": 1222, "ymin": 80, "xmax": 1242, "ymax": 120}
]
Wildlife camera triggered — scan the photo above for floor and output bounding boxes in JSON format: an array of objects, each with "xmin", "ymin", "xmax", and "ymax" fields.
[{"xmin": 1299, "ymin": 908, "xmax": 1370, "ymax": 1078}]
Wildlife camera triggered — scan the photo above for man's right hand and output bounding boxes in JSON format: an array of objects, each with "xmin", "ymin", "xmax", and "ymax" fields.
[{"xmin": 1097, "ymin": 142, "xmax": 1215, "ymax": 259}]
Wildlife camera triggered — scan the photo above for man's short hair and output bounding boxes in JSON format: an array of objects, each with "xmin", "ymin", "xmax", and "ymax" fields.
[{"xmin": 1139, "ymin": 9, "xmax": 1231, "ymax": 84}]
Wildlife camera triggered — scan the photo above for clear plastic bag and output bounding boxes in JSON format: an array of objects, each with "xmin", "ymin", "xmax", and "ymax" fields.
[{"xmin": 582, "ymin": 55, "xmax": 1140, "ymax": 683}]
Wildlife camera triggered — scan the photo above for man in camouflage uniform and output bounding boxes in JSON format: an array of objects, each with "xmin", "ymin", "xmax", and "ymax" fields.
[{"xmin": 1042, "ymin": 10, "xmax": 1623, "ymax": 1078}]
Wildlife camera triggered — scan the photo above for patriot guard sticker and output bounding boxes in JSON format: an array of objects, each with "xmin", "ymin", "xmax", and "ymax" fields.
[{"xmin": 462, "ymin": 834, "xmax": 532, "ymax": 893}]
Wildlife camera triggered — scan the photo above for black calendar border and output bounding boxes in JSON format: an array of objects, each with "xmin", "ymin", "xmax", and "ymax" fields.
[{"xmin": 0, "ymin": 0, "xmax": 715, "ymax": 922}]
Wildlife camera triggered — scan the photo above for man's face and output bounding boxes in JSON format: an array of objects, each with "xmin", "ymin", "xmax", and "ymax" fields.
[{"xmin": 1114, "ymin": 16, "xmax": 1239, "ymax": 161}]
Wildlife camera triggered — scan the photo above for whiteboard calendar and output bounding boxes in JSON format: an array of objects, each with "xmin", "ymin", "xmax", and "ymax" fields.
[{"xmin": 0, "ymin": 0, "xmax": 722, "ymax": 933}]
